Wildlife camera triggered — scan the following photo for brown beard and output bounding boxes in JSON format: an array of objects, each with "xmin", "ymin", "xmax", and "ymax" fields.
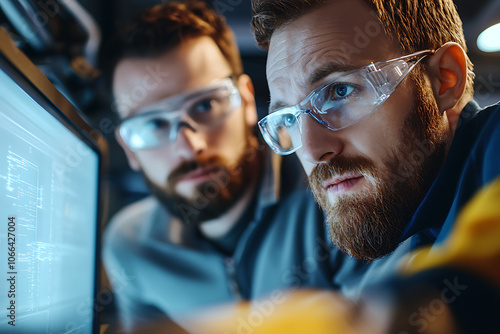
[
  {"xmin": 309, "ymin": 80, "xmax": 448, "ymax": 261},
  {"xmin": 144, "ymin": 130, "xmax": 262, "ymax": 226}
]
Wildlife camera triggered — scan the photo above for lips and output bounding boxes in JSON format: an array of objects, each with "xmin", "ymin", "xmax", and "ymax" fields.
[
  {"xmin": 322, "ymin": 174, "xmax": 364, "ymax": 194},
  {"xmin": 179, "ymin": 166, "xmax": 221, "ymax": 182}
]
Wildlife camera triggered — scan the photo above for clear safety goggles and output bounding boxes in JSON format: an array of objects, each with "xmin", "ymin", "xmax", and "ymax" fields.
[
  {"xmin": 258, "ymin": 50, "xmax": 434, "ymax": 155},
  {"xmin": 119, "ymin": 77, "xmax": 241, "ymax": 151}
]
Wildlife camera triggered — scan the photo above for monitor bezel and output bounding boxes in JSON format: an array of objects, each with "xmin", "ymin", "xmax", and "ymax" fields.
[{"xmin": 0, "ymin": 27, "xmax": 105, "ymax": 334}]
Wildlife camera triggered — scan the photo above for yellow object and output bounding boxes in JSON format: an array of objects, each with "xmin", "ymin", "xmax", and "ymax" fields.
[
  {"xmin": 182, "ymin": 290, "xmax": 384, "ymax": 334},
  {"xmin": 400, "ymin": 177, "xmax": 500, "ymax": 288}
]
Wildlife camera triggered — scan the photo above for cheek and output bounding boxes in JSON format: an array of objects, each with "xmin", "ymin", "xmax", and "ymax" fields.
[
  {"xmin": 346, "ymin": 124, "xmax": 399, "ymax": 173},
  {"xmin": 135, "ymin": 150, "xmax": 174, "ymax": 184},
  {"xmin": 296, "ymin": 150, "xmax": 314, "ymax": 176},
  {"xmin": 351, "ymin": 88, "xmax": 417, "ymax": 165},
  {"xmin": 207, "ymin": 110, "xmax": 248, "ymax": 158}
]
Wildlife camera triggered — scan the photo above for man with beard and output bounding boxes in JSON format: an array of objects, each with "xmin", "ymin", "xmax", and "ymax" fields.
[
  {"xmin": 102, "ymin": 2, "xmax": 342, "ymax": 332},
  {"xmin": 249, "ymin": 0, "xmax": 500, "ymax": 332}
]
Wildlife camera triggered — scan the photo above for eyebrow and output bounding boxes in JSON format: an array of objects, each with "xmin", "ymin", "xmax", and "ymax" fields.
[
  {"xmin": 269, "ymin": 62, "xmax": 357, "ymax": 113},
  {"xmin": 308, "ymin": 62, "xmax": 358, "ymax": 85},
  {"xmin": 268, "ymin": 101, "xmax": 288, "ymax": 114}
]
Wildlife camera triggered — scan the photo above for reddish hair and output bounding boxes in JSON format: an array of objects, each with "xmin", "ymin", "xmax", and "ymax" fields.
[{"xmin": 251, "ymin": 0, "xmax": 474, "ymax": 96}]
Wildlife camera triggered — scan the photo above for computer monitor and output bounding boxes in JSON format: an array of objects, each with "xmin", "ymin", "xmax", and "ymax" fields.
[{"xmin": 0, "ymin": 28, "xmax": 104, "ymax": 333}]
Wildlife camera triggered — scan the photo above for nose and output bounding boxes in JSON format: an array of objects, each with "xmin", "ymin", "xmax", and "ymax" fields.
[
  {"xmin": 173, "ymin": 121, "xmax": 207, "ymax": 159},
  {"xmin": 298, "ymin": 114, "xmax": 344, "ymax": 163}
]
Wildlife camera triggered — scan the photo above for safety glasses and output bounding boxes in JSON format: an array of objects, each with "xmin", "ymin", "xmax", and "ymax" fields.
[
  {"xmin": 118, "ymin": 77, "xmax": 241, "ymax": 151},
  {"xmin": 258, "ymin": 50, "xmax": 434, "ymax": 155}
]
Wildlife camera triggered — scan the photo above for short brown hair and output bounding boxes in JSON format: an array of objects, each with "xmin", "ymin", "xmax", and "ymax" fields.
[
  {"xmin": 107, "ymin": 1, "xmax": 242, "ymax": 77},
  {"xmin": 251, "ymin": 0, "xmax": 474, "ymax": 96}
]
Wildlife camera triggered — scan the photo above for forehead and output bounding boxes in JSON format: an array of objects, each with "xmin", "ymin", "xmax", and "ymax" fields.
[
  {"xmin": 266, "ymin": 0, "xmax": 402, "ymax": 108},
  {"xmin": 112, "ymin": 36, "xmax": 233, "ymax": 117}
]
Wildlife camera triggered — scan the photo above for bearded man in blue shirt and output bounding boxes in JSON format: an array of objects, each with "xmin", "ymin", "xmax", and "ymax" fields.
[{"xmin": 251, "ymin": 0, "xmax": 500, "ymax": 332}]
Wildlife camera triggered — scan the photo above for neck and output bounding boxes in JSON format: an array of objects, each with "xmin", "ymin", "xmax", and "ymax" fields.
[
  {"xmin": 198, "ymin": 180, "xmax": 257, "ymax": 240},
  {"xmin": 447, "ymin": 96, "xmax": 473, "ymax": 135}
]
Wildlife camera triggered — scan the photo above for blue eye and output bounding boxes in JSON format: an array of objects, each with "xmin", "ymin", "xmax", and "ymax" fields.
[
  {"xmin": 146, "ymin": 118, "xmax": 170, "ymax": 131},
  {"xmin": 283, "ymin": 114, "xmax": 296, "ymax": 127},
  {"xmin": 192, "ymin": 98, "xmax": 214, "ymax": 114},
  {"xmin": 332, "ymin": 84, "xmax": 354, "ymax": 99}
]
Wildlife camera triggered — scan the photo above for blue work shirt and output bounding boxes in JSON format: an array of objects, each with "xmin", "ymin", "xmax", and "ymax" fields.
[{"xmin": 400, "ymin": 101, "xmax": 500, "ymax": 247}]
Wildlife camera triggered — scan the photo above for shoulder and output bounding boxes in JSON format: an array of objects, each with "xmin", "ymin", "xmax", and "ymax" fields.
[
  {"xmin": 468, "ymin": 102, "xmax": 500, "ymax": 137},
  {"xmin": 453, "ymin": 102, "xmax": 500, "ymax": 182},
  {"xmin": 103, "ymin": 196, "xmax": 161, "ymax": 254},
  {"xmin": 268, "ymin": 188, "xmax": 325, "ymax": 232},
  {"xmin": 101, "ymin": 197, "xmax": 165, "ymax": 305},
  {"xmin": 480, "ymin": 102, "xmax": 500, "ymax": 140},
  {"xmin": 471, "ymin": 102, "xmax": 500, "ymax": 180},
  {"xmin": 278, "ymin": 188, "xmax": 321, "ymax": 213}
]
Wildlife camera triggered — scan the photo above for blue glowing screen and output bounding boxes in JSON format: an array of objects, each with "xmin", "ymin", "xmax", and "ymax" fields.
[{"xmin": 0, "ymin": 65, "xmax": 99, "ymax": 333}]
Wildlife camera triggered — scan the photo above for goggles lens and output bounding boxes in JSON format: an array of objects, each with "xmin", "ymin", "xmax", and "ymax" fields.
[
  {"xmin": 258, "ymin": 50, "xmax": 433, "ymax": 155},
  {"xmin": 119, "ymin": 78, "xmax": 241, "ymax": 150}
]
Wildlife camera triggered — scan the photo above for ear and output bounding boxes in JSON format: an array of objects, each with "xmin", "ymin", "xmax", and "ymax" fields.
[
  {"xmin": 427, "ymin": 42, "xmax": 467, "ymax": 125},
  {"xmin": 237, "ymin": 74, "xmax": 258, "ymax": 127},
  {"xmin": 115, "ymin": 128, "xmax": 141, "ymax": 171}
]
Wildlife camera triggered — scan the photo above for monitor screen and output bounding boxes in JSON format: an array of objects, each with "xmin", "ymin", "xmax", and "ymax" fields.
[{"xmin": 0, "ymin": 37, "xmax": 101, "ymax": 333}]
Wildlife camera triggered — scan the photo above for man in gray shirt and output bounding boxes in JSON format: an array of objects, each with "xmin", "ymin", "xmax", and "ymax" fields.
[{"xmin": 102, "ymin": 2, "xmax": 351, "ymax": 331}]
